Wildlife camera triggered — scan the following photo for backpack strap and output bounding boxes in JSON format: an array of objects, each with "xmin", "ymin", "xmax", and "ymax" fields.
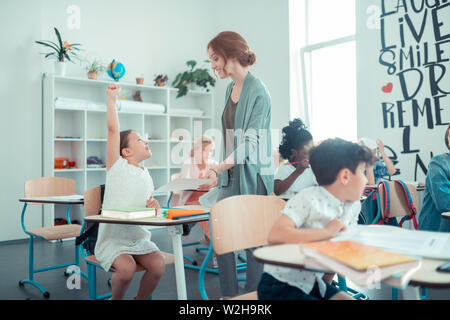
[
  {"xmin": 75, "ymin": 184, "xmax": 106, "ymax": 247},
  {"xmin": 75, "ymin": 223, "xmax": 98, "ymax": 246},
  {"xmin": 378, "ymin": 181, "xmax": 391, "ymax": 224},
  {"xmin": 394, "ymin": 180, "xmax": 418, "ymax": 229}
]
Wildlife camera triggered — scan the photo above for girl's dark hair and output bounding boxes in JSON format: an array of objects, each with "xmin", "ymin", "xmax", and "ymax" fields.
[
  {"xmin": 120, "ymin": 130, "xmax": 133, "ymax": 157},
  {"xmin": 278, "ymin": 118, "xmax": 313, "ymax": 160},
  {"xmin": 445, "ymin": 124, "xmax": 450, "ymax": 150}
]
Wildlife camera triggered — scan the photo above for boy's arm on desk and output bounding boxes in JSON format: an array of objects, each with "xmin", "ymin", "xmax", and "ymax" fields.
[{"xmin": 268, "ymin": 215, "xmax": 343, "ymax": 245}]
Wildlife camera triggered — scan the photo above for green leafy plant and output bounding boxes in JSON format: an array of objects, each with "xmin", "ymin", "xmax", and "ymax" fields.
[
  {"xmin": 35, "ymin": 27, "xmax": 81, "ymax": 62},
  {"xmin": 84, "ymin": 58, "xmax": 106, "ymax": 73},
  {"xmin": 172, "ymin": 60, "xmax": 215, "ymax": 98}
]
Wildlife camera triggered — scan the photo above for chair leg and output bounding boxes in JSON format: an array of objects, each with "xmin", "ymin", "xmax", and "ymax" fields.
[
  {"xmin": 334, "ymin": 276, "xmax": 369, "ymax": 300},
  {"xmin": 87, "ymin": 263, "xmax": 98, "ymax": 300},
  {"xmin": 420, "ymin": 287, "xmax": 427, "ymax": 300},
  {"xmin": 392, "ymin": 288, "xmax": 398, "ymax": 300},
  {"xmin": 19, "ymin": 236, "xmax": 50, "ymax": 298}
]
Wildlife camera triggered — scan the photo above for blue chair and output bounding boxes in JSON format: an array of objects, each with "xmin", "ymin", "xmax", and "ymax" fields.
[
  {"xmin": 19, "ymin": 177, "xmax": 85, "ymax": 299},
  {"xmin": 81, "ymin": 185, "xmax": 174, "ymax": 300}
]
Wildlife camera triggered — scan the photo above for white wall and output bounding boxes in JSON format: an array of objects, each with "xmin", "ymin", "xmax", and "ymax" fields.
[
  {"xmin": 0, "ymin": 1, "xmax": 45, "ymax": 241},
  {"xmin": 356, "ymin": 0, "xmax": 450, "ymax": 182},
  {"xmin": 0, "ymin": 0, "xmax": 290, "ymax": 241},
  {"xmin": 208, "ymin": 0, "xmax": 291, "ymax": 134}
]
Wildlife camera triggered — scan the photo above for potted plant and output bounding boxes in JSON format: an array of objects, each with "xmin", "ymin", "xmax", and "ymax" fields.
[
  {"xmin": 84, "ymin": 58, "xmax": 105, "ymax": 80},
  {"xmin": 154, "ymin": 74, "xmax": 168, "ymax": 87},
  {"xmin": 172, "ymin": 60, "xmax": 215, "ymax": 98},
  {"xmin": 35, "ymin": 27, "xmax": 81, "ymax": 76}
]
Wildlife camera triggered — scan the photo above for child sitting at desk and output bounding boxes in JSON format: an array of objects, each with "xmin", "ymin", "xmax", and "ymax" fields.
[
  {"xmin": 94, "ymin": 84, "xmax": 165, "ymax": 300},
  {"xmin": 258, "ymin": 138, "xmax": 375, "ymax": 300},
  {"xmin": 274, "ymin": 118, "xmax": 317, "ymax": 196},
  {"xmin": 174, "ymin": 135, "xmax": 218, "ymax": 239}
]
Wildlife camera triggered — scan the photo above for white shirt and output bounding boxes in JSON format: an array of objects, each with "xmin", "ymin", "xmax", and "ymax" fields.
[
  {"xmin": 274, "ymin": 164, "xmax": 318, "ymax": 196},
  {"xmin": 264, "ymin": 186, "xmax": 361, "ymax": 297}
]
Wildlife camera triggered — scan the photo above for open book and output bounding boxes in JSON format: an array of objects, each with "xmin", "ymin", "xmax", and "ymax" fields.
[
  {"xmin": 101, "ymin": 207, "xmax": 156, "ymax": 219},
  {"xmin": 301, "ymin": 241, "xmax": 422, "ymax": 288}
]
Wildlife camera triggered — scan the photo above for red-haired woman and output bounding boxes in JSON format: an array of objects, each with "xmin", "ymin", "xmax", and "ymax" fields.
[{"xmin": 198, "ymin": 31, "xmax": 274, "ymax": 299}]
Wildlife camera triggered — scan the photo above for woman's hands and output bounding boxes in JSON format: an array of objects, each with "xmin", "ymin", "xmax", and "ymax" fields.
[{"xmin": 197, "ymin": 168, "xmax": 219, "ymax": 191}]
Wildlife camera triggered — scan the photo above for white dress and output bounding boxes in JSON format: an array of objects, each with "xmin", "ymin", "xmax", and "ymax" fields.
[
  {"xmin": 94, "ymin": 157, "xmax": 159, "ymax": 271},
  {"xmin": 274, "ymin": 164, "xmax": 318, "ymax": 196}
]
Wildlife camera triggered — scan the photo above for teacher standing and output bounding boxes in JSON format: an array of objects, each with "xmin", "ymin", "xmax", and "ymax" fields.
[{"xmin": 198, "ymin": 31, "xmax": 274, "ymax": 298}]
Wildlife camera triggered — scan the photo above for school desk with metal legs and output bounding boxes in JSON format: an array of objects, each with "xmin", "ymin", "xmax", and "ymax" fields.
[
  {"xmin": 18, "ymin": 196, "xmax": 86, "ymax": 298},
  {"xmin": 253, "ymin": 242, "xmax": 450, "ymax": 300},
  {"xmin": 84, "ymin": 205, "xmax": 210, "ymax": 300}
]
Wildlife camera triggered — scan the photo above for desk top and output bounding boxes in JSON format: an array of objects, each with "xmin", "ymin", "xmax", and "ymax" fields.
[
  {"xmin": 85, "ymin": 205, "xmax": 210, "ymax": 226},
  {"xmin": 19, "ymin": 196, "xmax": 84, "ymax": 205},
  {"xmin": 254, "ymin": 244, "xmax": 450, "ymax": 288}
]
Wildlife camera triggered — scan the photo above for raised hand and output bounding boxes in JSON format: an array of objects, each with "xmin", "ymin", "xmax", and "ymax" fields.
[{"xmin": 106, "ymin": 84, "xmax": 121, "ymax": 101}]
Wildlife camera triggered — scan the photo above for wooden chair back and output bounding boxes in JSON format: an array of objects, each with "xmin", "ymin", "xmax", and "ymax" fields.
[
  {"xmin": 83, "ymin": 186, "xmax": 102, "ymax": 217},
  {"xmin": 210, "ymin": 195, "xmax": 285, "ymax": 255},
  {"xmin": 24, "ymin": 177, "xmax": 76, "ymax": 204},
  {"xmin": 378, "ymin": 181, "xmax": 419, "ymax": 218}
]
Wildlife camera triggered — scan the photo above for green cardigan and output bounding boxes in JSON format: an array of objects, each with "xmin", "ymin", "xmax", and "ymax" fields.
[{"xmin": 218, "ymin": 72, "xmax": 274, "ymax": 195}]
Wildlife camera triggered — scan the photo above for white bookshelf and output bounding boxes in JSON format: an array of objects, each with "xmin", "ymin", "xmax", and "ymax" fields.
[{"xmin": 42, "ymin": 73, "xmax": 214, "ymax": 227}]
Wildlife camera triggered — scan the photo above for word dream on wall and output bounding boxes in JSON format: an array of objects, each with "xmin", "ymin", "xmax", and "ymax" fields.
[{"xmin": 378, "ymin": 0, "xmax": 449, "ymax": 180}]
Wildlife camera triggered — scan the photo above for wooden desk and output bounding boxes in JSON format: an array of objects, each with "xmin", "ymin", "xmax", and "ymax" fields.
[
  {"xmin": 84, "ymin": 205, "xmax": 210, "ymax": 300},
  {"xmin": 19, "ymin": 196, "xmax": 84, "ymax": 205},
  {"xmin": 254, "ymin": 243, "xmax": 450, "ymax": 292}
]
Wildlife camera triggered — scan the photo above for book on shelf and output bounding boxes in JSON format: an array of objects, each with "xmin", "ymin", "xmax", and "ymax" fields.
[
  {"xmin": 301, "ymin": 240, "xmax": 422, "ymax": 288},
  {"xmin": 101, "ymin": 207, "xmax": 156, "ymax": 219}
]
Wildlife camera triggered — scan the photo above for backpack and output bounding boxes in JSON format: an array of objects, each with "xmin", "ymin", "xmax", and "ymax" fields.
[
  {"xmin": 358, "ymin": 180, "xmax": 418, "ymax": 229},
  {"xmin": 75, "ymin": 184, "xmax": 105, "ymax": 256},
  {"xmin": 358, "ymin": 186, "xmax": 398, "ymax": 226}
]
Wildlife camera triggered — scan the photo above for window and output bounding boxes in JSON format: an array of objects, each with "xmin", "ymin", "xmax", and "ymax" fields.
[{"xmin": 290, "ymin": 0, "xmax": 357, "ymax": 142}]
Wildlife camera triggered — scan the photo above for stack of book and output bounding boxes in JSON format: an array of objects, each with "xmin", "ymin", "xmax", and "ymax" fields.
[
  {"xmin": 301, "ymin": 240, "xmax": 421, "ymax": 288},
  {"xmin": 101, "ymin": 207, "xmax": 156, "ymax": 219}
]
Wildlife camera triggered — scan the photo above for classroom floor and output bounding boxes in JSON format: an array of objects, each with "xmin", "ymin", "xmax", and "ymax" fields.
[{"xmin": 0, "ymin": 224, "xmax": 449, "ymax": 300}]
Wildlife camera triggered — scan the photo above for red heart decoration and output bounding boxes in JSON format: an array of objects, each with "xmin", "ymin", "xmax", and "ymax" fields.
[{"xmin": 382, "ymin": 82, "xmax": 393, "ymax": 93}]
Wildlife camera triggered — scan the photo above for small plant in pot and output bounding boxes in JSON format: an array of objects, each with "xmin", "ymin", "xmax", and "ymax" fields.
[
  {"xmin": 172, "ymin": 60, "xmax": 215, "ymax": 98},
  {"xmin": 35, "ymin": 27, "xmax": 81, "ymax": 76},
  {"xmin": 84, "ymin": 58, "xmax": 106, "ymax": 80}
]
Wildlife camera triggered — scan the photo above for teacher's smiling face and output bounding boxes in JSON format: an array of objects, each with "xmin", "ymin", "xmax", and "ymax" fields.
[{"xmin": 207, "ymin": 47, "xmax": 231, "ymax": 79}]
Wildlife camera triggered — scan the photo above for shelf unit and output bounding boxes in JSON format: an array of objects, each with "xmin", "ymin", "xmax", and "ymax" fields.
[{"xmin": 43, "ymin": 73, "xmax": 214, "ymax": 227}]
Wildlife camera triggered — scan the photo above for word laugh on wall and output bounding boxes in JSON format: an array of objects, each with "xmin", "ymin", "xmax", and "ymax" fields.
[{"xmin": 378, "ymin": 0, "xmax": 450, "ymax": 179}]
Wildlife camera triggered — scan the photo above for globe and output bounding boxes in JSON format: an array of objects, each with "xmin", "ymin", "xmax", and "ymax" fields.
[{"xmin": 107, "ymin": 60, "xmax": 125, "ymax": 81}]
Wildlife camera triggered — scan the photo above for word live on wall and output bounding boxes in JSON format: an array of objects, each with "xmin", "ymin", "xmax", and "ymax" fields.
[{"xmin": 378, "ymin": 0, "xmax": 449, "ymax": 179}]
